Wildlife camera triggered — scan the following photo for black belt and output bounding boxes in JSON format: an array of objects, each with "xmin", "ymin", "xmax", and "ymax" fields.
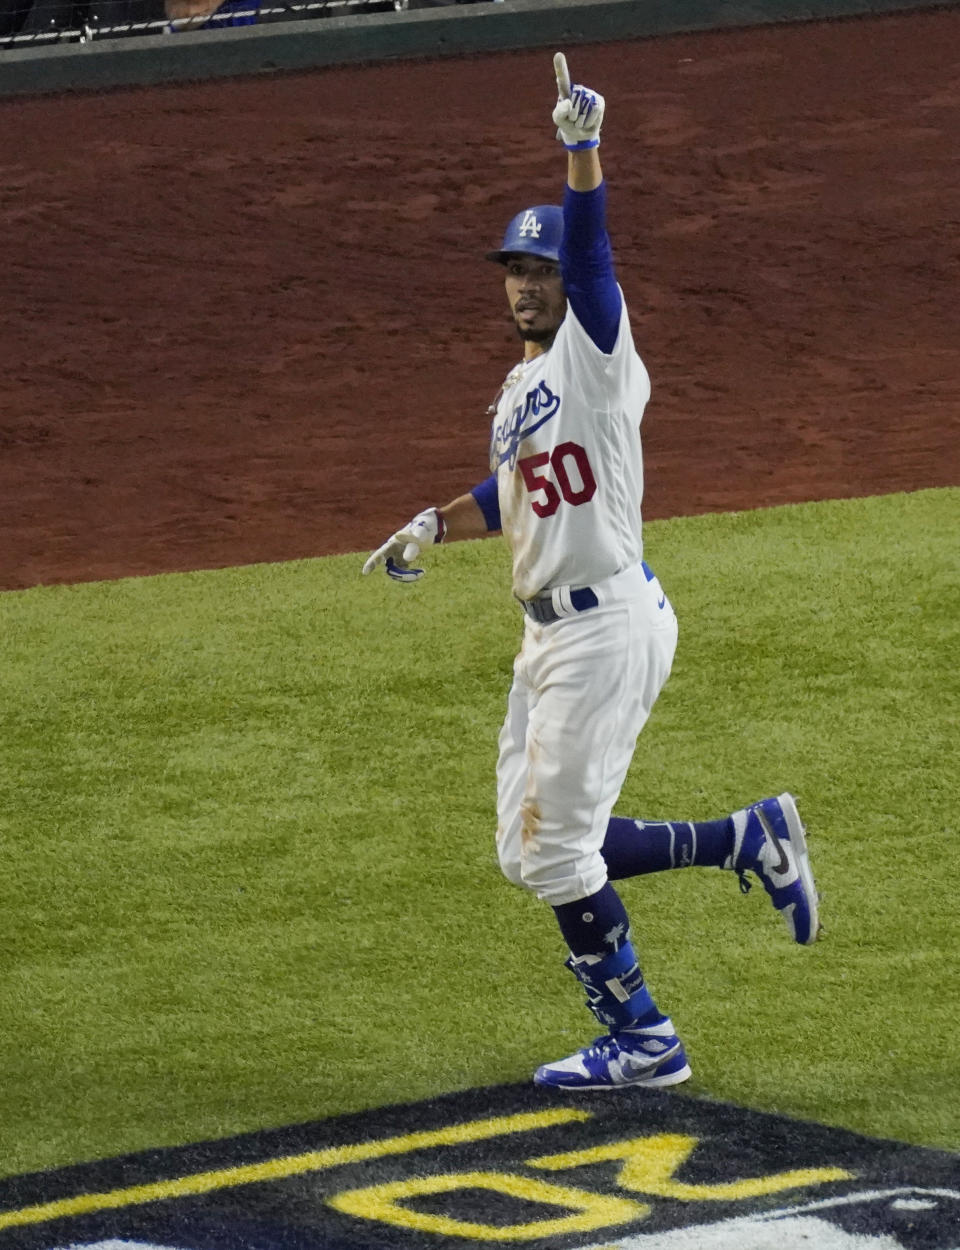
[{"xmin": 519, "ymin": 586, "xmax": 599, "ymax": 625}]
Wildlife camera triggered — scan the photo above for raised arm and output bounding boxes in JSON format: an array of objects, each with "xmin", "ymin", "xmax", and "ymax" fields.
[
  {"xmin": 566, "ymin": 142, "xmax": 602, "ymax": 194},
  {"xmin": 552, "ymin": 55, "xmax": 622, "ymax": 355}
]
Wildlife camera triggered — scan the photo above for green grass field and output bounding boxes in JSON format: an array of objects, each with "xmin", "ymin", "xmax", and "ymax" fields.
[{"xmin": 1, "ymin": 487, "xmax": 957, "ymax": 1182}]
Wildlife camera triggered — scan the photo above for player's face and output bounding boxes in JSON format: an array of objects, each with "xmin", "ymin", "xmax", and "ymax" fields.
[{"xmin": 504, "ymin": 255, "xmax": 567, "ymax": 345}]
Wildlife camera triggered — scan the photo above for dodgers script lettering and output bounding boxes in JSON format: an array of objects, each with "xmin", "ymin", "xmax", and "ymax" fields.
[{"xmin": 492, "ymin": 382, "xmax": 562, "ymax": 470}]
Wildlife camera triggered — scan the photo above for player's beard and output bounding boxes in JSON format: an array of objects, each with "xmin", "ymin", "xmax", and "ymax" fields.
[{"xmin": 516, "ymin": 323, "xmax": 556, "ymax": 344}]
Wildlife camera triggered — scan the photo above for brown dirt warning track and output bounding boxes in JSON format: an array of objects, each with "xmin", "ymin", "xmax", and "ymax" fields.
[{"xmin": 0, "ymin": 7, "xmax": 958, "ymax": 591}]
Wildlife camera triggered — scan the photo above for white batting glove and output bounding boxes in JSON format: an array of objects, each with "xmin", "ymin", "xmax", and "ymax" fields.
[
  {"xmin": 553, "ymin": 85, "xmax": 605, "ymax": 150},
  {"xmin": 552, "ymin": 53, "xmax": 604, "ymax": 150},
  {"xmin": 361, "ymin": 507, "xmax": 446, "ymax": 582}
]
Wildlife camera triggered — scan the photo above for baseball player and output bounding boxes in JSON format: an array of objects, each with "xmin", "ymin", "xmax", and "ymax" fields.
[{"xmin": 364, "ymin": 54, "xmax": 819, "ymax": 1090}]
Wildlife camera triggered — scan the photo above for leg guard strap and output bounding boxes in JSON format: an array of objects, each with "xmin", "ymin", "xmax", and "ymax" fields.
[{"xmin": 566, "ymin": 940, "xmax": 656, "ymax": 1029}]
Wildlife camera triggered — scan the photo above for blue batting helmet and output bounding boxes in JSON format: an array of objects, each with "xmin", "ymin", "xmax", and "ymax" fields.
[{"xmin": 485, "ymin": 205, "xmax": 563, "ymax": 265}]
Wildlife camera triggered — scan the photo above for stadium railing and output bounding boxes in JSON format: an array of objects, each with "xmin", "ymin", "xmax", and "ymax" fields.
[{"xmin": 0, "ymin": 0, "xmax": 496, "ymax": 47}]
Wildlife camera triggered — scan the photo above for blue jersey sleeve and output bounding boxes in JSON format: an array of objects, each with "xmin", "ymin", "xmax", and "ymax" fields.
[
  {"xmin": 559, "ymin": 181, "xmax": 622, "ymax": 356},
  {"xmin": 470, "ymin": 475, "xmax": 502, "ymax": 532}
]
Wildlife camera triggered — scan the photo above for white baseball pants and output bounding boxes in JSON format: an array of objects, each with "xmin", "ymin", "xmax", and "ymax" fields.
[{"xmin": 495, "ymin": 562, "xmax": 678, "ymax": 907}]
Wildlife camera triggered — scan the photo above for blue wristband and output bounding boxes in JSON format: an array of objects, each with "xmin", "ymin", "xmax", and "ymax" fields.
[{"xmin": 564, "ymin": 138, "xmax": 600, "ymax": 151}]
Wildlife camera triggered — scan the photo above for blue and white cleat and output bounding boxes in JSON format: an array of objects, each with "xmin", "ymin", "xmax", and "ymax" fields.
[
  {"xmin": 730, "ymin": 792, "xmax": 820, "ymax": 945},
  {"xmin": 534, "ymin": 1019, "xmax": 691, "ymax": 1090}
]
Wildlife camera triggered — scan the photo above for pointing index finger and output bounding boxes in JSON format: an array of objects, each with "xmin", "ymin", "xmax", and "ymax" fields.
[{"xmin": 554, "ymin": 51, "xmax": 571, "ymax": 100}]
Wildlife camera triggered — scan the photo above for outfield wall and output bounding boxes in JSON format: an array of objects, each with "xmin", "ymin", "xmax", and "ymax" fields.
[{"xmin": 1, "ymin": 0, "xmax": 959, "ymax": 98}]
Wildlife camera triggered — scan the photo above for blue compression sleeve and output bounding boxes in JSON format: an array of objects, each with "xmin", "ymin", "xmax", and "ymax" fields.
[
  {"xmin": 559, "ymin": 182, "xmax": 622, "ymax": 355},
  {"xmin": 470, "ymin": 475, "xmax": 502, "ymax": 531}
]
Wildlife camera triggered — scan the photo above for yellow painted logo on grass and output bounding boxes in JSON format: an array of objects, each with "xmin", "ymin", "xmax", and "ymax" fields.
[{"xmin": 1, "ymin": 1081, "xmax": 951, "ymax": 1250}]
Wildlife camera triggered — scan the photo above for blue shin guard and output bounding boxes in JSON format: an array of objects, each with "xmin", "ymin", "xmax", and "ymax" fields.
[{"xmin": 566, "ymin": 940, "xmax": 662, "ymax": 1030}]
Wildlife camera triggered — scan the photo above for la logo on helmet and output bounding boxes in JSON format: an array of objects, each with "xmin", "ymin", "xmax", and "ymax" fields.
[{"xmin": 518, "ymin": 211, "xmax": 543, "ymax": 238}]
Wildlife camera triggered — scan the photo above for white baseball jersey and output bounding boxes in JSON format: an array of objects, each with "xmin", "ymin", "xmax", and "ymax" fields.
[{"xmin": 489, "ymin": 292, "xmax": 650, "ymax": 601}]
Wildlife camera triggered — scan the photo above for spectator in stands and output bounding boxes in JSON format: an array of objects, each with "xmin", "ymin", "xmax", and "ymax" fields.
[{"xmin": 164, "ymin": 0, "xmax": 259, "ymax": 29}]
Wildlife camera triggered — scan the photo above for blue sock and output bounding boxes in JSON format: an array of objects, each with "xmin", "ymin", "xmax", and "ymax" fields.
[
  {"xmin": 601, "ymin": 816, "xmax": 734, "ymax": 880},
  {"xmin": 552, "ymin": 883, "xmax": 665, "ymax": 1027},
  {"xmin": 553, "ymin": 881, "xmax": 630, "ymax": 957}
]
